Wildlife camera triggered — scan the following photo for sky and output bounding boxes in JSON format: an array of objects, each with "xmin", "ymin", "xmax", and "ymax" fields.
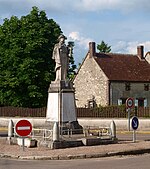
[{"xmin": 0, "ymin": 0, "xmax": 150, "ymax": 65}]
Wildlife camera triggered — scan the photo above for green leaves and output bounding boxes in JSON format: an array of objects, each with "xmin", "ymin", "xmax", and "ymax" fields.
[
  {"xmin": 97, "ymin": 40, "xmax": 111, "ymax": 53},
  {"xmin": 0, "ymin": 7, "xmax": 61, "ymax": 107},
  {"xmin": 67, "ymin": 41, "xmax": 77, "ymax": 80}
]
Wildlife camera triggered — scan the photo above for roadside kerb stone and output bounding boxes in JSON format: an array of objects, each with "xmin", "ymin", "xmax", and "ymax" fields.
[
  {"xmin": 0, "ymin": 154, "xmax": 19, "ymax": 159},
  {"xmin": 59, "ymin": 154, "xmax": 86, "ymax": 160},
  {"xmin": 19, "ymin": 156, "xmax": 35, "ymax": 160},
  {"xmin": 85, "ymin": 153, "xmax": 108, "ymax": 159},
  {"xmin": 106, "ymin": 149, "xmax": 150, "ymax": 157},
  {"xmin": 1, "ymin": 148, "xmax": 150, "ymax": 160},
  {"xmin": 33, "ymin": 156, "xmax": 54, "ymax": 160}
]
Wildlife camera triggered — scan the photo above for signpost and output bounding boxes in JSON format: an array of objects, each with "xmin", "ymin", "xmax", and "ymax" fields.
[
  {"xmin": 126, "ymin": 98, "xmax": 134, "ymax": 131},
  {"xmin": 126, "ymin": 97, "xmax": 134, "ymax": 109},
  {"xmin": 131, "ymin": 116, "xmax": 139, "ymax": 142},
  {"xmin": 15, "ymin": 120, "xmax": 32, "ymax": 151}
]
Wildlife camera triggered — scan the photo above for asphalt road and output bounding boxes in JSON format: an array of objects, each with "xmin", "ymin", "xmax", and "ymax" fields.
[{"xmin": 0, "ymin": 154, "xmax": 150, "ymax": 169}]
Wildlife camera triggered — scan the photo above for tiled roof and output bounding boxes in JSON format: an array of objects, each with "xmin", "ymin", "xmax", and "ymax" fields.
[{"xmin": 94, "ymin": 53, "xmax": 150, "ymax": 82}]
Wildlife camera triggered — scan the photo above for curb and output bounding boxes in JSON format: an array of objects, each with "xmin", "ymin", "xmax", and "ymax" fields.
[{"xmin": 1, "ymin": 148, "xmax": 150, "ymax": 160}]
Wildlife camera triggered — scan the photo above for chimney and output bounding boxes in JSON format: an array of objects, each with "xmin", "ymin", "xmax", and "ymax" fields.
[
  {"xmin": 89, "ymin": 42, "xmax": 96, "ymax": 57},
  {"xmin": 137, "ymin": 45, "xmax": 144, "ymax": 60}
]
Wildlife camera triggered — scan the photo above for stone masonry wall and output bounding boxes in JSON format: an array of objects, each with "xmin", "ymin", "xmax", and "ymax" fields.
[
  {"xmin": 73, "ymin": 54, "xmax": 108, "ymax": 107},
  {"xmin": 145, "ymin": 53, "xmax": 150, "ymax": 64}
]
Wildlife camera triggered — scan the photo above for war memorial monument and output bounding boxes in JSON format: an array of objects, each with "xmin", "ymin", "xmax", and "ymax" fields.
[{"xmin": 46, "ymin": 34, "xmax": 82, "ymax": 134}]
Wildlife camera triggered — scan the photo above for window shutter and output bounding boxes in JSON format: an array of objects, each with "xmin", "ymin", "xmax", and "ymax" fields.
[
  {"xmin": 118, "ymin": 99, "xmax": 122, "ymax": 105},
  {"xmin": 135, "ymin": 99, "xmax": 138, "ymax": 107},
  {"xmin": 144, "ymin": 99, "xmax": 147, "ymax": 107}
]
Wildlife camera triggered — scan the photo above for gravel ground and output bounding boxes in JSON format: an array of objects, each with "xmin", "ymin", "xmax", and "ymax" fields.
[{"xmin": 0, "ymin": 138, "xmax": 150, "ymax": 158}]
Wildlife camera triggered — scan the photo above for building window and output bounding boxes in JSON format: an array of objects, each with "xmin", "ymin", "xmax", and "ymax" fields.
[
  {"xmin": 88, "ymin": 100, "xmax": 95, "ymax": 108},
  {"xmin": 138, "ymin": 98, "xmax": 144, "ymax": 107},
  {"xmin": 135, "ymin": 98, "xmax": 147, "ymax": 107},
  {"xmin": 144, "ymin": 84, "xmax": 149, "ymax": 91},
  {"xmin": 118, "ymin": 98, "xmax": 127, "ymax": 105},
  {"xmin": 125, "ymin": 83, "xmax": 131, "ymax": 91},
  {"xmin": 87, "ymin": 96, "xmax": 96, "ymax": 108}
]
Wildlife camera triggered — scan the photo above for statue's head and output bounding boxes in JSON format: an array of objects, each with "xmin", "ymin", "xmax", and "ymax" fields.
[{"xmin": 58, "ymin": 34, "xmax": 67, "ymax": 44}]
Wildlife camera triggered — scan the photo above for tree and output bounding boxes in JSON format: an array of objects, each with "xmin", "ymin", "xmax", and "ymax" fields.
[
  {"xmin": 97, "ymin": 40, "xmax": 111, "ymax": 53},
  {"xmin": 67, "ymin": 41, "xmax": 77, "ymax": 80},
  {"xmin": 0, "ymin": 6, "xmax": 62, "ymax": 107}
]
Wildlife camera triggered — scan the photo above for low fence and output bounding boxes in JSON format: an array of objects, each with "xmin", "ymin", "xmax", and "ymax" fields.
[
  {"xmin": 77, "ymin": 106, "xmax": 126, "ymax": 118},
  {"xmin": 77, "ymin": 107, "xmax": 150, "ymax": 118},
  {"xmin": 0, "ymin": 106, "xmax": 46, "ymax": 117},
  {"xmin": 0, "ymin": 106, "xmax": 150, "ymax": 118}
]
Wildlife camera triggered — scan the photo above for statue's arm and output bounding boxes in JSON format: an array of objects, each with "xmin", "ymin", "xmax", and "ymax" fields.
[{"xmin": 52, "ymin": 44, "xmax": 58, "ymax": 59}]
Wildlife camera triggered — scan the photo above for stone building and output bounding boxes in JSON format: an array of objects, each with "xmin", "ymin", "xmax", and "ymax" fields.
[{"xmin": 73, "ymin": 42, "xmax": 150, "ymax": 108}]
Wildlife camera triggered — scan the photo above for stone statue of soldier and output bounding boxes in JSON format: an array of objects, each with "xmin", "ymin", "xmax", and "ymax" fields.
[{"xmin": 52, "ymin": 34, "xmax": 69, "ymax": 81}]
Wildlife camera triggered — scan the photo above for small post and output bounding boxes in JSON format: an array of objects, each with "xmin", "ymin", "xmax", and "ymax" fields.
[
  {"xmin": 133, "ymin": 130, "xmax": 136, "ymax": 143},
  {"xmin": 83, "ymin": 129, "xmax": 87, "ymax": 137},
  {"xmin": 70, "ymin": 129, "xmax": 73, "ymax": 137},
  {"xmin": 67, "ymin": 129, "xmax": 71, "ymax": 138},
  {"xmin": 110, "ymin": 120, "xmax": 116, "ymax": 140},
  {"xmin": 53, "ymin": 122, "xmax": 59, "ymax": 141},
  {"xmin": 7, "ymin": 119, "xmax": 14, "ymax": 144}
]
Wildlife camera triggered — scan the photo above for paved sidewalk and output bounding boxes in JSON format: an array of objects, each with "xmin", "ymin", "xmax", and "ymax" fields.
[{"xmin": 0, "ymin": 138, "xmax": 150, "ymax": 160}]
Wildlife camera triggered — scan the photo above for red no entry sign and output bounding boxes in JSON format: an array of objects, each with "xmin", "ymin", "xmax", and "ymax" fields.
[{"xmin": 15, "ymin": 120, "xmax": 32, "ymax": 137}]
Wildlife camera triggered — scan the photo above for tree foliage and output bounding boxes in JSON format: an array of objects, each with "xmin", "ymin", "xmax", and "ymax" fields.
[
  {"xmin": 0, "ymin": 6, "xmax": 62, "ymax": 107},
  {"xmin": 97, "ymin": 40, "xmax": 111, "ymax": 53},
  {"xmin": 67, "ymin": 41, "xmax": 77, "ymax": 80}
]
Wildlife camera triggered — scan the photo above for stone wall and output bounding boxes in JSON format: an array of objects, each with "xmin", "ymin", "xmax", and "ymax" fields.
[
  {"xmin": 110, "ymin": 82, "xmax": 150, "ymax": 106},
  {"xmin": 74, "ymin": 54, "xmax": 108, "ymax": 107},
  {"xmin": 145, "ymin": 52, "xmax": 150, "ymax": 64}
]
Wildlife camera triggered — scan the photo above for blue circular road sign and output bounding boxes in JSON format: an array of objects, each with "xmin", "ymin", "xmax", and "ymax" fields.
[{"xmin": 131, "ymin": 116, "xmax": 139, "ymax": 130}]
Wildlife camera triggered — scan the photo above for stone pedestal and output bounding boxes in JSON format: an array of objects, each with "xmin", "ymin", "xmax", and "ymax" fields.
[{"xmin": 46, "ymin": 80, "xmax": 82, "ymax": 133}]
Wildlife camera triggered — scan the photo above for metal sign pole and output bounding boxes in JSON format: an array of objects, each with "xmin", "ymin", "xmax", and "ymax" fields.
[
  {"xmin": 133, "ymin": 130, "xmax": 136, "ymax": 142},
  {"xmin": 127, "ymin": 108, "xmax": 131, "ymax": 131},
  {"xmin": 22, "ymin": 137, "xmax": 25, "ymax": 151}
]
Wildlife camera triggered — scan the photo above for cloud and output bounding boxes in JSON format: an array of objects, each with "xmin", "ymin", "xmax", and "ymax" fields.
[
  {"xmin": 126, "ymin": 42, "xmax": 139, "ymax": 54},
  {"xmin": 68, "ymin": 31, "xmax": 93, "ymax": 49},
  {"xmin": 112, "ymin": 41, "xmax": 128, "ymax": 53},
  {"xmin": 75, "ymin": 0, "xmax": 120, "ymax": 12},
  {"xmin": 141, "ymin": 41, "xmax": 150, "ymax": 52},
  {"xmin": 67, "ymin": 32, "xmax": 150, "ymax": 64},
  {"xmin": 68, "ymin": 32, "xmax": 80, "ymax": 41},
  {"xmin": 38, "ymin": 0, "xmax": 150, "ymax": 14},
  {"xmin": 112, "ymin": 41, "xmax": 150, "ymax": 54},
  {"xmin": 74, "ymin": 0, "xmax": 150, "ymax": 13},
  {"xmin": 0, "ymin": 0, "xmax": 76, "ymax": 16},
  {"xmin": 127, "ymin": 41, "xmax": 150, "ymax": 54},
  {"xmin": 1, "ymin": 0, "xmax": 150, "ymax": 17},
  {"xmin": 67, "ymin": 31, "xmax": 93, "ymax": 64}
]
